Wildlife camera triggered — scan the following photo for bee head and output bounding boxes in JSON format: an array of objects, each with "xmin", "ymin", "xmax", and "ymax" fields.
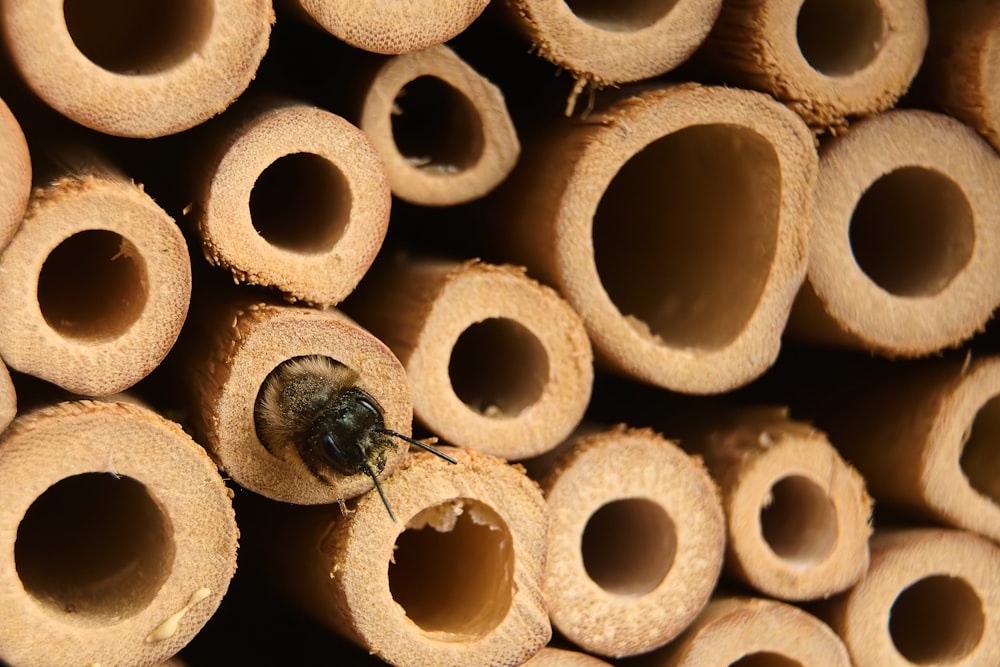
[{"xmin": 307, "ymin": 386, "xmax": 391, "ymax": 477}]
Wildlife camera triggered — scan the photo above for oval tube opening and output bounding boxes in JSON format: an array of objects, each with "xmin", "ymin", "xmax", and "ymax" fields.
[
  {"xmin": 391, "ymin": 76, "xmax": 485, "ymax": 173},
  {"xmin": 960, "ymin": 394, "xmax": 1000, "ymax": 505},
  {"xmin": 759, "ymin": 475, "xmax": 838, "ymax": 566},
  {"xmin": 796, "ymin": 0, "xmax": 885, "ymax": 76},
  {"xmin": 563, "ymin": 0, "xmax": 680, "ymax": 32},
  {"xmin": 888, "ymin": 575, "xmax": 985, "ymax": 664},
  {"xmin": 730, "ymin": 653, "xmax": 804, "ymax": 667}
]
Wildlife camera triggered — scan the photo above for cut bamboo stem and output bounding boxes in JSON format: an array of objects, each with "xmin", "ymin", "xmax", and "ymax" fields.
[
  {"xmin": 349, "ymin": 258, "xmax": 593, "ymax": 460},
  {"xmin": 0, "ymin": 97, "xmax": 30, "ymax": 250},
  {"xmin": 1, "ymin": 0, "xmax": 273, "ymax": 137},
  {"xmin": 535, "ymin": 426, "xmax": 725, "ymax": 658},
  {"xmin": 0, "ymin": 361, "xmax": 15, "ymax": 433},
  {"xmin": 0, "ymin": 400, "xmax": 238, "ymax": 667},
  {"xmin": 789, "ymin": 110, "xmax": 1000, "ymax": 357},
  {"xmin": 522, "ymin": 648, "xmax": 611, "ymax": 667}
]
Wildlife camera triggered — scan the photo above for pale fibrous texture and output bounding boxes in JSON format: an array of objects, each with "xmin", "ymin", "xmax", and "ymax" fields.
[{"xmin": 0, "ymin": 97, "xmax": 30, "ymax": 251}]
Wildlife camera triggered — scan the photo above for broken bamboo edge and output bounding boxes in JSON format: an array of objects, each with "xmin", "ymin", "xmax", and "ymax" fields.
[
  {"xmin": 0, "ymin": 97, "xmax": 30, "ymax": 250},
  {"xmin": 536, "ymin": 426, "xmax": 725, "ymax": 657},
  {"xmin": 699, "ymin": 0, "xmax": 928, "ymax": 129},
  {"xmin": 789, "ymin": 110, "xmax": 1000, "ymax": 357},
  {"xmin": 522, "ymin": 648, "xmax": 611, "ymax": 667},
  {"xmin": 0, "ymin": 400, "xmax": 238, "ymax": 667},
  {"xmin": 349, "ymin": 258, "xmax": 593, "ymax": 460},
  {"xmin": 821, "ymin": 528, "xmax": 1000, "ymax": 667},
  {"xmin": 358, "ymin": 44, "xmax": 520, "ymax": 206},
  {"xmin": 1, "ymin": 0, "xmax": 273, "ymax": 137},
  {"xmin": 273, "ymin": 448, "xmax": 550, "ymax": 667},
  {"xmin": 498, "ymin": 83, "xmax": 816, "ymax": 394},
  {"xmin": 0, "ymin": 167, "xmax": 191, "ymax": 396},
  {"xmin": 194, "ymin": 102, "xmax": 390, "ymax": 306}
]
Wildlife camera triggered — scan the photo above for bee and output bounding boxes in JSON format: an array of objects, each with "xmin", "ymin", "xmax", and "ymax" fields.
[{"xmin": 254, "ymin": 355, "xmax": 456, "ymax": 521}]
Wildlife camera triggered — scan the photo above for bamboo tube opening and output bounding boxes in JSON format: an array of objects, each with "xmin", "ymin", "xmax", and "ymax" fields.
[
  {"xmin": 37, "ymin": 230, "xmax": 148, "ymax": 341},
  {"xmin": 759, "ymin": 475, "xmax": 838, "ymax": 566},
  {"xmin": 248, "ymin": 152, "xmax": 352, "ymax": 254},
  {"xmin": 563, "ymin": 0, "xmax": 680, "ymax": 32},
  {"xmin": 391, "ymin": 76, "xmax": 485, "ymax": 173},
  {"xmin": 887, "ymin": 575, "xmax": 985, "ymax": 664},
  {"xmin": 796, "ymin": 0, "xmax": 885, "ymax": 76},
  {"xmin": 581, "ymin": 498, "xmax": 677, "ymax": 596},
  {"xmin": 849, "ymin": 167, "xmax": 974, "ymax": 297},
  {"xmin": 63, "ymin": 0, "xmax": 213, "ymax": 75},
  {"xmin": 14, "ymin": 472, "xmax": 173, "ymax": 621},
  {"xmin": 388, "ymin": 499, "xmax": 514, "ymax": 639},
  {"xmin": 731, "ymin": 654, "xmax": 803, "ymax": 667},
  {"xmin": 448, "ymin": 317, "xmax": 549, "ymax": 417},
  {"xmin": 593, "ymin": 124, "xmax": 780, "ymax": 350},
  {"xmin": 961, "ymin": 394, "xmax": 1000, "ymax": 505}
]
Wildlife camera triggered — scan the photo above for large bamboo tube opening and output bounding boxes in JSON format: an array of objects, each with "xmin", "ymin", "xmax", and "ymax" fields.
[
  {"xmin": 849, "ymin": 167, "xmax": 974, "ymax": 297},
  {"xmin": 887, "ymin": 575, "xmax": 985, "ymax": 664},
  {"xmin": 37, "ymin": 230, "xmax": 148, "ymax": 341},
  {"xmin": 593, "ymin": 124, "xmax": 780, "ymax": 351},
  {"xmin": 961, "ymin": 394, "xmax": 1000, "ymax": 504},
  {"xmin": 759, "ymin": 475, "xmax": 838, "ymax": 566},
  {"xmin": 391, "ymin": 76, "xmax": 485, "ymax": 173},
  {"xmin": 563, "ymin": 0, "xmax": 680, "ymax": 32},
  {"xmin": 796, "ymin": 0, "xmax": 885, "ymax": 76},
  {"xmin": 14, "ymin": 473, "xmax": 173, "ymax": 620}
]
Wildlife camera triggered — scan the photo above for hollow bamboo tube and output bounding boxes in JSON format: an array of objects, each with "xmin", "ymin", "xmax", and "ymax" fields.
[
  {"xmin": 699, "ymin": 0, "xmax": 928, "ymax": 129},
  {"xmin": 822, "ymin": 528, "xmax": 1000, "ymax": 667},
  {"xmin": 349, "ymin": 258, "xmax": 593, "ymax": 460},
  {"xmin": 194, "ymin": 102, "xmax": 390, "ymax": 306},
  {"xmin": 789, "ymin": 110, "xmax": 1000, "ymax": 357},
  {"xmin": 0, "ymin": 97, "xmax": 30, "ymax": 251},
  {"xmin": 288, "ymin": 0, "xmax": 488, "ymax": 54},
  {"xmin": 647, "ymin": 596, "xmax": 852, "ymax": 666},
  {"xmin": 522, "ymin": 648, "xmax": 612, "ymax": 667},
  {"xmin": 499, "ymin": 84, "xmax": 816, "ymax": 394},
  {"xmin": 274, "ymin": 448, "xmax": 551, "ymax": 667},
  {"xmin": 357, "ymin": 44, "xmax": 520, "ymax": 206},
  {"xmin": 0, "ymin": 168, "xmax": 191, "ymax": 396},
  {"xmin": 0, "ymin": 400, "xmax": 238, "ymax": 667},
  {"xmin": 503, "ymin": 0, "xmax": 723, "ymax": 87},
  {"xmin": 536, "ymin": 426, "xmax": 725, "ymax": 657},
  {"xmin": 186, "ymin": 300, "xmax": 412, "ymax": 505},
  {"xmin": 0, "ymin": 361, "xmax": 15, "ymax": 433},
  {"xmin": 1, "ymin": 0, "xmax": 273, "ymax": 138}
]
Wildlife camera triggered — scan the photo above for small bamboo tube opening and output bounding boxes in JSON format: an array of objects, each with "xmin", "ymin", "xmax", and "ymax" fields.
[
  {"xmin": 759, "ymin": 475, "xmax": 838, "ymax": 566},
  {"xmin": 888, "ymin": 575, "xmax": 985, "ymax": 664},
  {"xmin": 563, "ymin": 0, "xmax": 680, "ymax": 31},
  {"xmin": 391, "ymin": 76, "xmax": 485, "ymax": 173},
  {"xmin": 730, "ymin": 654, "xmax": 803, "ymax": 667},
  {"xmin": 795, "ymin": 0, "xmax": 885, "ymax": 76},
  {"xmin": 960, "ymin": 394, "xmax": 1000, "ymax": 505}
]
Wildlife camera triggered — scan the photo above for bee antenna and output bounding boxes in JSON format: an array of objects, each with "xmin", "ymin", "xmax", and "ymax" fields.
[
  {"xmin": 363, "ymin": 461, "xmax": 397, "ymax": 522},
  {"xmin": 379, "ymin": 429, "xmax": 458, "ymax": 465}
]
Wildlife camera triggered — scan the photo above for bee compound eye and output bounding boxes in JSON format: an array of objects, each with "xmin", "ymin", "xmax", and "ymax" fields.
[{"xmin": 319, "ymin": 432, "xmax": 354, "ymax": 470}]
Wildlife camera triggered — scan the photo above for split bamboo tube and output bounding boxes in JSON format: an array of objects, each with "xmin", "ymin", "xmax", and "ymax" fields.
[
  {"xmin": 349, "ymin": 258, "xmax": 593, "ymax": 460},
  {"xmin": 0, "ymin": 361, "xmax": 15, "ymax": 433},
  {"xmin": 274, "ymin": 448, "xmax": 551, "ymax": 667},
  {"xmin": 500, "ymin": 84, "xmax": 816, "ymax": 394},
  {"xmin": 536, "ymin": 426, "xmax": 725, "ymax": 657},
  {"xmin": 0, "ymin": 400, "xmax": 238, "ymax": 667},
  {"xmin": 0, "ymin": 168, "xmax": 191, "ymax": 396},
  {"xmin": 0, "ymin": 97, "xmax": 30, "ymax": 250},
  {"xmin": 1, "ymin": 0, "xmax": 272, "ymax": 138},
  {"xmin": 647, "ymin": 596, "xmax": 852, "ymax": 667},
  {"xmin": 186, "ymin": 301, "xmax": 412, "ymax": 505},
  {"xmin": 503, "ymin": 0, "xmax": 723, "ymax": 87},
  {"xmin": 700, "ymin": 0, "xmax": 928, "ymax": 129},
  {"xmin": 357, "ymin": 45, "xmax": 520, "ymax": 206},
  {"xmin": 288, "ymin": 0, "xmax": 488, "ymax": 55},
  {"xmin": 823, "ymin": 528, "xmax": 1000, "ymax": 667},
  {"xmin": 522, "ymin": 648, "xmax": 611, "ymax": 667},
  {"xmin": 789, "ymin": 110, "xmax": 1000, "ymax": 357},
  {"xmin": 194, "ymin": 102, "xmax": 390, "ymax": 306}
]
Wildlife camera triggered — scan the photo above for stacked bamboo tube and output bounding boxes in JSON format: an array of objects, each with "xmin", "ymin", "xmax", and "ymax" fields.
[{"xmin": 0, "ymin": 1, "xmax": 999, "ymax": 666}]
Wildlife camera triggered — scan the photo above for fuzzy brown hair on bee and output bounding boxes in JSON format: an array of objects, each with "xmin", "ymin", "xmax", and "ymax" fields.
[{"xmin": 254, "ymin": 355, "xmax": 456, "ymax": 521}]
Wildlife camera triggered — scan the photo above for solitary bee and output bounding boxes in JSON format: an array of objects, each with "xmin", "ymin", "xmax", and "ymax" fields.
[{"xmin": 254, "ymin": 355, "xmax": 456, "ymax": 521}]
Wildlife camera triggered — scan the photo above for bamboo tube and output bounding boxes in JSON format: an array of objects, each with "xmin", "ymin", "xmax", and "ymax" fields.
[
  {"xmin": 0, "ymin": 400, "xmax": 238, "ymax": 667},
  {"xmin": 0, "ymin": 168, "xmax": 191, "ymax": 396},
  {"xmin": 274, "ymin": 447, "xmax": 551, "ymax": 667},
  {"xmin": 0, "ymin": 97, "xmax": 30, "ymax": 250},
  {"xmin": 646, "ymin": 596, "xmax": 852, "ymax": 666},
  {"xmin": 522, "ymin": 648, "xmax": 611, "ymax": 666},
  {"xmin": 699, "ymin": 0, "xmax": 928, "ymax": 129},
  {"xmin": 349, "ymin": 258, "xmax": 593, "ymax": 460},
  {"xmin": 789, "ymin": 110, "xmax": 1000, "ymax": 357},
  {"xmin": 0, "ymin": 361, "xmax": 15, "ymax": 433},
  {"xmin": 1, "ymin": 0, "xmax": 273, "ymax": 138},
  {"xmin": 357, "ymin": 45, "xmax": 520, "ymax": 206},
  {"xmin": 535, "ymin": 426, "xmax": 725, "ymax": 658},
  {"xmin": 288, "ymin": 0, "xmax": 489, "ymax": 55},
  {"xmin": 823, "ymin": 528, "xmax": 1000, "ymax": 667},
  {"xmin": 498, "ymin": 84, "xmax": 816, "ymax": 394},
  {"xmin": 194, "ymin": 102, "xmax": 390, "ymax": 306},
  {"xmin": 186, "ymin": 300, "xmax": 413, "ymax": 505}
]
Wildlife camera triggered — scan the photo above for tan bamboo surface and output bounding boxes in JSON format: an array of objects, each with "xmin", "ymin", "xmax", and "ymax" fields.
[
  {"xmin": 646, "ymin": 596, "xmax": 852, "ymax": 666},
  {"xmin": 789, "ymin": 110, "xmax": 1000, "ymax": 357},
  {"xmin": 0, "ymin": 166, "xmax": 191, "ymax": 396},
  {"xmin": 193, "ymin": 102, "xmax": 390, "ymax": 306},
  {"xmin": 535, "ymin": 426, "xmax": 725, "ymax": 658},
  {"xmin": 185, "ymin": 300, "xmax": 412, "ymax": 505},
  {"xmin": 1, "ymin": 0, "xmax": 273, "ymax": 137},
  {"xmin": 499, "ymin": 83, "xmax": 816, "ymax": 394},
  {"xmin": 288, "ymin": 0, "xmax": 488, "ymax": 54},
  {"xmin": 699, "ymin": 0, "xmax": 928, "ymax": 129},
  {"xmin": 0, "ymin": 96, "xmax": 30, "ymax": 250},
  {"xmin": 272, "ymin": 447, "xmax": 550, "ymax": 667},
  {"xmin": 357, "ymin": 44, "xmax": 520, "ymax": 206},
  {"xmin": 822, "ymin": 528, "xmax": 1000, "ymax": 667},
  {"xmin": 521, "ymin": 648, "xmax": 612, "ymax": 667},
  {"xmin": 0, "ymin": 361, "xmax": 15, "ymax": 433},
  {"xmin": 0, "ymin": 400, "xmax": 238, "ymax": 667}
]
